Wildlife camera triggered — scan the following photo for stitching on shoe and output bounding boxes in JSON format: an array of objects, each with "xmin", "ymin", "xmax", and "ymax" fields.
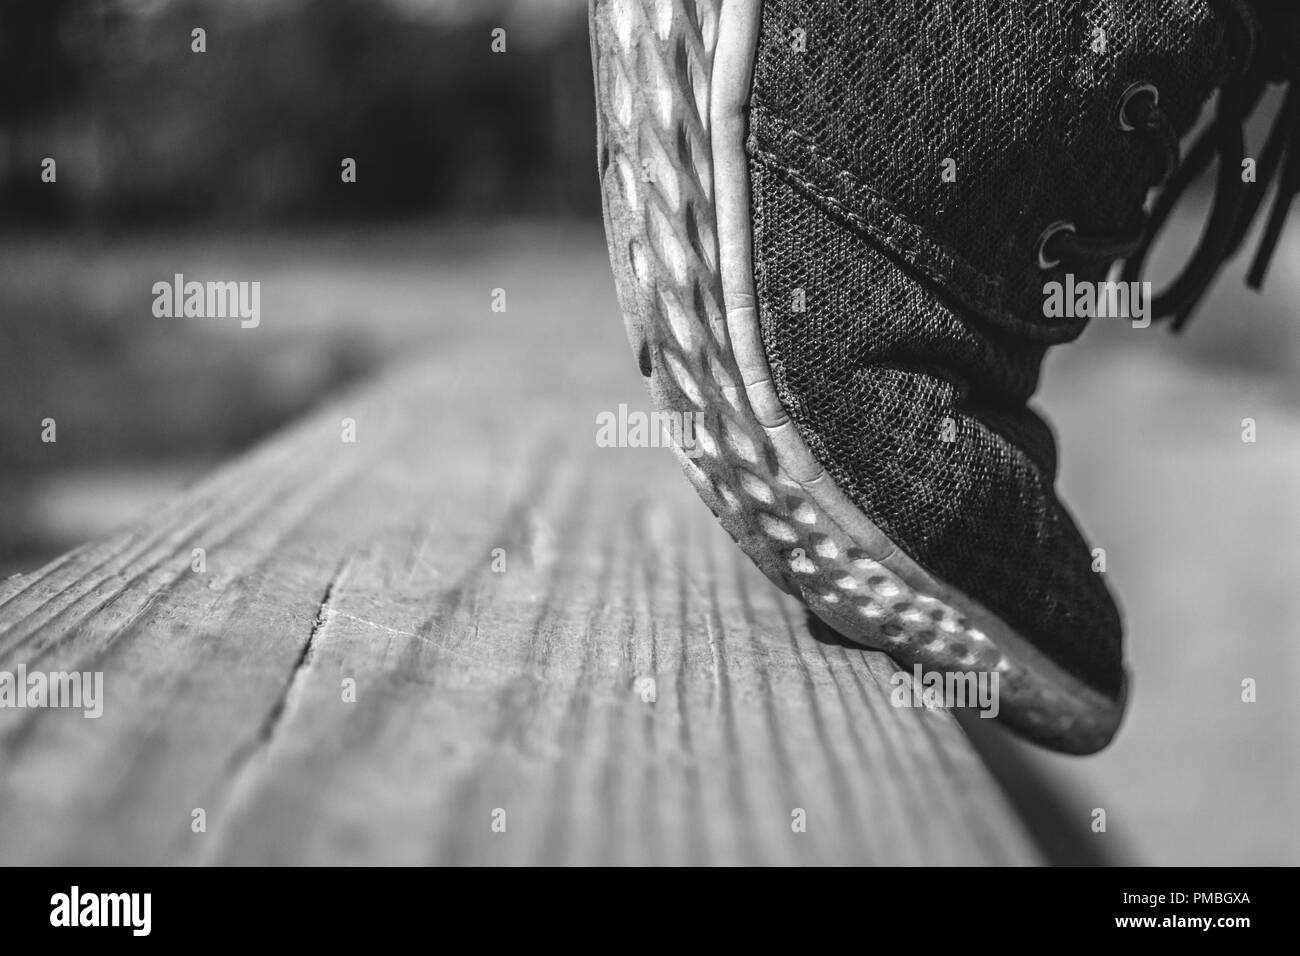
[
  {"xmin": 748, "ymin": 108, "xmax": 1089, "ymax": 344},
  {"xmin": 749, "ymin": 108, "xmax": 1003, "ymax": 303}
]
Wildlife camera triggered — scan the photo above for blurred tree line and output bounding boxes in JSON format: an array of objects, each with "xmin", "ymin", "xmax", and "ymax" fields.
[{"xmin": 0, "ymin": 0, "xmax": 598, "ymax": 228}]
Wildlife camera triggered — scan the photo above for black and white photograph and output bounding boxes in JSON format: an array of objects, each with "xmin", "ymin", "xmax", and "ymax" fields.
[{"xmin": 0, "ymin": 0, "xmax": 1296, "ymax": 911}]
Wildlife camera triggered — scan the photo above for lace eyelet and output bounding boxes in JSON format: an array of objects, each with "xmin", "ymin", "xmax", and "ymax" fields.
[
  {"xmin": 1035, "ymin": 220, "xmax": 1076, "ymax": 270},
  {"xmin": 1117, "ymin": 81, "xmax": 1160, "ymax": 132}
]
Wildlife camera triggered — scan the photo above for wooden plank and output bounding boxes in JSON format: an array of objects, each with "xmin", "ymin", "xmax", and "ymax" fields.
[{"xmin": 0, "ymin": 332, "xmax": 1046, "ymax": 864}]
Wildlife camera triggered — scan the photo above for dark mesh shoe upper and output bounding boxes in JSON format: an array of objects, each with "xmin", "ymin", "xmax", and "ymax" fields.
[{"xmin": 747, "ymin": 1, "xmax": 1237, "ymax": 697}]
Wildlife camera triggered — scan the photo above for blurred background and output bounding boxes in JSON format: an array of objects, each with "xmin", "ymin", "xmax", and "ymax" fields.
[
  {"xmin": 0, "ymin": 0, "xmax": 1295, "ymax": 864},
  {"xmin": 0, "ymin": 0, "xmax": 596, "ymax": 573}
]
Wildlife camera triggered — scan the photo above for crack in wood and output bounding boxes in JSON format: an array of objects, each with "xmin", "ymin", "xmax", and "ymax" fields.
[{"xmin": 254, "ymin": 557, "xmax": 351, "ymax": 747}]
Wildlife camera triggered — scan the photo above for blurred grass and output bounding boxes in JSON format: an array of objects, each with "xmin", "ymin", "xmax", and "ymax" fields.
[{"xmin": 0, "ymin": 220, "xmax": 619, "ymax": 575}]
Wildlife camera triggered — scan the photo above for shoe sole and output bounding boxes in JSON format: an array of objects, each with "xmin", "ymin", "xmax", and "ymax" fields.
[{"xmin": 589, "ymin": 0, "xmax": 1126, "ymax": 753}]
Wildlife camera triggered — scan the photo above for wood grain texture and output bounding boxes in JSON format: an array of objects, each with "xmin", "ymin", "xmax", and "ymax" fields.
[{"xmin": 0, "ymin": 332, "xmax": 1046, "ymax": 864}]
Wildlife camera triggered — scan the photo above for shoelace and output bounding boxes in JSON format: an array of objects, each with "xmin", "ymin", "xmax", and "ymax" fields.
[{"xmin": 1037, "ymin": 0, "xmax": 1299, "ymax": 331}]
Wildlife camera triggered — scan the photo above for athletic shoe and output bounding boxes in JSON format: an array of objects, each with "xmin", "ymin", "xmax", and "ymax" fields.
[{"xmin": 589, "ymin": 0, "xmax": 1296, "ymax": 752}]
